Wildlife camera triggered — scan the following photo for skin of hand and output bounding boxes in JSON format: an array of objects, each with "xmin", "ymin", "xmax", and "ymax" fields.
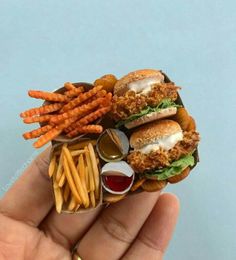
[{"xmin": 0, "ymin": 147, "xmax": 179, "ymax": 260}]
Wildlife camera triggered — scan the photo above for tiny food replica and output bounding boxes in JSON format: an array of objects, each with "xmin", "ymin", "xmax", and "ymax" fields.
[
  {"xmin": 49, "ymin": 139, "xmax": 101, "ymax": 213},
  {"xmin": 101, "ymin": 161, "xmax": 134, "ymax": 194},
  {"xmin": 96, "ymin": 129, "xmax": 129, "ymax": 162},
  {"xmin": 20, "ymin": 82, "xmax": 112, "ymax": 148},
  {"xmin": 20, "ymin": 69, "xmax": 200, "ymax": 213},
  {"xmin": 110, "ymin": 69, "xmax": 180, "ymax": 129},
  {"xmin": 127, "ymin": 120, "xmax": 199, "ymax": 188}
]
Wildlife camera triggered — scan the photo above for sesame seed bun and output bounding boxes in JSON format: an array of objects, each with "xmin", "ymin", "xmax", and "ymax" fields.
[
  {"xmin": 125, "ymin": 107, "xmax": 177, "ymax": 129},
  {"xmin": 114, "ymin": 69, "xmax": 165, "ymax": 96},
  {"xmin": 130, "ymin": 120, "xmax": 182, "ymax": 149}
]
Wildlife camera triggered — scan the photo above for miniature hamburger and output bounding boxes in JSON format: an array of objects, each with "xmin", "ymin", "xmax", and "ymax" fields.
[
  {"xmin": 127, "ymin": 119, "xmax": 200, "ymax": 184},
  {"xmin": 111, "ymin": 69, "xmax": 180, "ymax": 129}
]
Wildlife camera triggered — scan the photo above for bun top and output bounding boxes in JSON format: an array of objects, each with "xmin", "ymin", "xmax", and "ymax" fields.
[
  {"xmin": 114, "ymin": 69, "xmax": 165, "ymax": 96},
  {"xmin": 130, "ymin": 120, "xmax": 182, "ymax": 149}
]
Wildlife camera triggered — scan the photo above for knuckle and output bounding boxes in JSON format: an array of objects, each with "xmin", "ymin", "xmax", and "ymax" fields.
[
  {"xmin": 137, "ymin": 233, "xmax": 164, "ymax": 254},
  {"xmin": 100, "ymin": 213, "xmax": 133, "ymax": 244}
]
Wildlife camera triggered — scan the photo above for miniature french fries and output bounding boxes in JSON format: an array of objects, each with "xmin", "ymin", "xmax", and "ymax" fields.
[
  {"xmin": 58, "ymin": 172, "xmax": 66, "ymax": 187},
  {"xmin": 50, "ymin": 96, "xmax": 107, "ymax": 124},
  {"xmin": 48, "ymin": 137, "xmax": 103, "ymax": 213},
  {"xmin": 63, "ymin": 146, "xmax": 87, "ymax": 206},
  {"xmin": 23, "ymin": 114, "xmax": 54, "ymax": 124},
  {"xmin": 63, "ymin": 153, "xmax": 82, "ymax": 204},
  {"xmin": 20, "ymin": 103, "xmax": 64, "ymax": 118},
  {"xmin": 64, "ymin": 82, "xmax": 76, "ymax": 90},
  {"xmin": 23, "ymin": 125, "xmax": 53, "ymax": 140},
  {"xmin": 54, "ymin": 186, "xmax": 63, "ymax": 213},
  {"xmin": 70, "ymin": 150, "xmax": 85, "ymax": 156},
  {"xmin": 28, "ymin": 90, "xmax": 70, "ymax": 102},
  {"xmin": 75, "ymin": 204, "xmax": 81, "ymax": 211},
  {"xmin": 48, "ymin": 138, "xmax": 101, "ymax": 213},
  {"xmin": 33, "ymin": 128, "xmax": 62, "ymax": 148},
  {"xmin": 88, "ymin": 143, "xmax": 100, "ymax": 199},
  {"xmin": 60, "ymin": 85, "xmax": 103, "ymax": 112},
  {"xmin": 68, "ymin": 195, "xmax": 77, "ymax": 211},
  {"xmin": 48, "ymin": 155, "xmax": 57, "ymax": 177},
  {"xmin": 69, "ymin": 140, "xmax": 96, "ymax": 150},
  {"xmin": 84, "ymin": 165, "xmax": 89, "ymax": 191},
  {"xmin": 66, "ymin": 106, "xmax": 111, "ymax": 133},
  {"xmin": 64, "ymin": 86, "xmax": 84, "ymax": 98},
  {"xmin": 90, "ymin": 191, "xmax": 96, "ymax": 208},
  {"xmin": 67, "ymin": 125, "xmax": 103, "ymax": 137},
  {"xmin": 56, "ymin": 149, "xmax": 65, "ymax": 182},
  {"xmin": 84, "ymin": 147, "xmax": 95, "ymax": 192},
  {"xmin": 52, "ymin": 174, "xmax": 63, "ymax": 213},
  {"xmin": 63, "ymin": 183, "xmax": 70, "ymax": 202},
  {"xmin": 78, "ymin": 154, "xmax": 90, "ymax": 207},
  {"xmin": 21, "ymin": 83, "xmax": 112, "ymax": 148}
]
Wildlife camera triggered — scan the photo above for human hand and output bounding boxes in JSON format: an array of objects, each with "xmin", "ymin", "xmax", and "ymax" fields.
[{"xmin": 0, "ymin": 148, "xmax": 179, "ymax": 260}]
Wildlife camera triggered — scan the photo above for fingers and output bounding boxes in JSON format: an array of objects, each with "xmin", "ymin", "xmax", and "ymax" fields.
[
  {"xmin": 0, "ymin": 147, "xmax": 54, "ymax": 226},
  {"xmin": 122, "ymin": 193, "xmax": 180, "ymax": 260},
  {"xmin": 76, "ymin": 191, "xmax": 160, "ymax": 260},
  {"xmin": 39, "ymin": 206, "xmax": 102, "ymax": 250}
]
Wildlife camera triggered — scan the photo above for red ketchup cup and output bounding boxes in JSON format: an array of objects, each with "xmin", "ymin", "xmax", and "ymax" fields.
[{"xmin": 101, "ymin": 161, "xmax": 135, "ymax": 195}]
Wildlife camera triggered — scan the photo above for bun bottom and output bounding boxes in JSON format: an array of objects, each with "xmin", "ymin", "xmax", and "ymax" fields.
[{"xmin": 125, "ymin": 107, "xmax": 177, "ymax": 129}]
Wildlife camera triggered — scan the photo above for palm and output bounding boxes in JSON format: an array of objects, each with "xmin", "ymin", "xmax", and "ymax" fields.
[
  {"xmin": 0, "ymin": 148, "xmax": 179, "ymax": 260},
  {"xmin": 0, "ymin": 215, "xmax": 69, "ymax": 259}
]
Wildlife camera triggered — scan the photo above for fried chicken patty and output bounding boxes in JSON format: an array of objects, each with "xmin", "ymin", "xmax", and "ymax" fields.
[
  {"xmin": 127, "ymin": 130, "xmax": 200, "ymax": 174},
  {"xmin": 110, "ymin": 83, "xmax": 179, "ymax": 121}
]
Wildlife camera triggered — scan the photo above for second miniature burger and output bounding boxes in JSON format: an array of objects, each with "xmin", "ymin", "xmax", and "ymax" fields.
[
  {"xmin": 127, "ymin": 119, "xmax": 200, "ymax": 183},
  {"xmin": 111, "ymin": 69, "xmax": 180, "ymax": 129}
]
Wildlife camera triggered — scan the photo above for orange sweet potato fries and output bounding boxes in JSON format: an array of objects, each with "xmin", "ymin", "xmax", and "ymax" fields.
[{"xmin": 20, "ymin": 82, "xmax": 112, "ymax": 148}]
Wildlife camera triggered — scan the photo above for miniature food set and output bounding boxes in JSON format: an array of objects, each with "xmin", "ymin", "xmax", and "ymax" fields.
[{"xmin": 20, "ymin": 69, "xmax": 200, "ymax": 213}]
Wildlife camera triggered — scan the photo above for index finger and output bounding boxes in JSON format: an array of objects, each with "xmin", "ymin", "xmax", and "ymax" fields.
[
  {"xmin": 0, "ymin": 147, "xmax": 54, "ymax": 226},
  {"xmin": 122, "ymin": 193, "xmax": 180, "ymax": 259}
]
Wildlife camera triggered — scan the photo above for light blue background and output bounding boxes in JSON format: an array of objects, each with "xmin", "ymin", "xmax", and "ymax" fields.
[{"xmin": 0, "ymin": 1, "xmax": 235, "ymax": 259}]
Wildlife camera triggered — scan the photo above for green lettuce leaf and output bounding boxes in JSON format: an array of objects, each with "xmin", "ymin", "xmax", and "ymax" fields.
[
  {"xmin": 115, "ymin": 99, "xmax": 180, "ymax": 128},
  {"xmin": 144, "ymin": 154, "xmax": 195, "ymax": 181}
]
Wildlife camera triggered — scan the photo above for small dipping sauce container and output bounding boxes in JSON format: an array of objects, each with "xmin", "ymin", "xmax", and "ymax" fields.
[
  {"xmin": 96, "ymin": 129, "xmax": 129, "ymax": 162},
  {"xmin": 101, "ymin": 161, "xmax": 135, "ymax": 195}
]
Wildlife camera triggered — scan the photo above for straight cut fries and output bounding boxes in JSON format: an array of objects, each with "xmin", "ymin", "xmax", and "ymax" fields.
[
  {"xmin": 70, "ymin": 150, "xmax": 85, "ymax": 156},
  {"xmin": 68, "ymin": 195, "xmax": 77, "ymax": 211},
  {"xmin": 63, "ymin": 146, "xmax": 87, "ymax": 207},
  {"xmin": 63, "ymin": 183, "xmax": 70, "ymax": 203},
  {"xmin": 48, "ymin": 139, "xmax": 100, "ymax": 213},
  {"xmin": 58, "ymin": 172, "xmax": 66, "ymax": 187},
  {"xmin": 77, "ymin": 154, "xmax": 90, "ymax": 207},
  {"xmin": 63, "ymin": 154, "xmax": 82, "ymax": 204},
  {"xmin": 48, "ymin": 155, "xmax": 56, "ymax": 178},
  {"xmin": 87, "ymin": 143, "xmax": 100, "ymax": 199},
  {"xmin": 55, "ymin": 150, "xmax": 64, "ymax": 183},
  {"xmin": 69, "ymin": 140, "xmax": 96, "ymax": 150},
  {"xmin": 52, "ymin": 170, "xmax": 63, "ymax": 213},
  {"xmin": 84, "ymin": 147, "xmax": 95, "ymax": 192},
  {"xmin": 20, "ymin": 83, "xmax": 112, "ymax": 148},
  {"xmin": 54, "ymin": 184, "xmax": 63, "ymax": 214}
]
